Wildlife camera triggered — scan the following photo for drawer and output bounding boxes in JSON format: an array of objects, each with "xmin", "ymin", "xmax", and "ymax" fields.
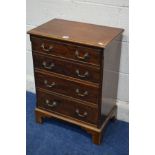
[
  {"xmin": 31, "ymin": 36, "xmax": 101, "ymax": 66},
  {"xmin": 33, "ymin": 53, "xmax": 100, "ymax": 83},
  {"xmin": 35, "ymin": 71, "xmax": 99, "ymax": 104},
  {"xmin": 36, "ymin": 90, "xmax": 98, "ymax": 125}
]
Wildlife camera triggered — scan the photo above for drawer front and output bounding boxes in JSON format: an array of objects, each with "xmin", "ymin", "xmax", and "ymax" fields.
[
  {"xmin": 37, "ymin": 90, "xmax": 98, "ymax": 125},
  {"xmin": 35, "ymin": 71, "xmax": 99, "ymax": 104},
  {"xmin": 31, "ymin": 36, "xmax": 101, "ymax": 66},
  {"xmin": 33, "ymin": 53, "xmax": 100, "ymax": 83}
]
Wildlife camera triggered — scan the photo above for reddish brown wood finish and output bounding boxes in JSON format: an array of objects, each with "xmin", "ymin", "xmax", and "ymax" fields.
[
  {"xmin": 33, "ymin": 53, "xmax": 100, "ymax": 83},
  {"xmin": 28, "ymin": 18, "xmax": 124, "ymax": 145},
  {"xmin": 36, "ymin": 89, "xmax": 98, "ymax": 125},
  {"xmin": 35, "ymin": 71, "xmax": 99, "ymax": 104},
  {"xmin": 30, "ymin": 36, "xmax": 101, "ymax": 66}
]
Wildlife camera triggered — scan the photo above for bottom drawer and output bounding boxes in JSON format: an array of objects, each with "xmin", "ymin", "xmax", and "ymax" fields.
[{"xmin": 36, "ymin": 90, "xmax": 98, "ymax": 125}]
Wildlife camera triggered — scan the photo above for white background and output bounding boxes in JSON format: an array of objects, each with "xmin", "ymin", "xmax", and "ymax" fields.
[{"xmin": 0, "ymin": 0, "xmax": 155, "ymax": 155}]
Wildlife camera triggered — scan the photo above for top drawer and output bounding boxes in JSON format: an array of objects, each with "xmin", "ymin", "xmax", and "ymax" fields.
[{"xmin": 30, "ymin": 36, "xmax": 102, "ymax": 66}]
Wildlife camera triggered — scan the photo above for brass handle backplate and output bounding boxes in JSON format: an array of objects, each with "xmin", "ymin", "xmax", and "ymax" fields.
[
  {"xmin": 75, "ymin": 109, "xmax": 88, "ymax": 118},
  {"xmin": 42, "ymin": 61, "xmax": 55, "ymax": 70},
  {"xmin": 45, "ymin": 99, "xmax": 58, "ymax": 108},
  {"xmin": 75, "ymin": 69, "xmax": 89, "ymax": 78},
  {"xmin": 44, "ymin": 80, "xmax": 56, "ymax": 88},
  {"xmin": 41, "ymin": 43, "xmax": 53, "ymax": 52},
  {"xmin": 75, "ymin": 50, "xmax": 89, "ymax": 60},
  {"xmin": 75, "ymin": 88, "xmax": 88, "ymax": 97}
]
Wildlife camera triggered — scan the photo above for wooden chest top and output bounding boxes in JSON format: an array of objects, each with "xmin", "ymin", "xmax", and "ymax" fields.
[{"xmin": 28, "ymin": 18, "xmax": 124, "ymax": 48}]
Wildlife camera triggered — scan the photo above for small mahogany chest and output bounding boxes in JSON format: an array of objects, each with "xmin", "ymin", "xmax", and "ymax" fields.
[{"xmin": 28, "ymin": 18, "xmax": 124, "ymax": 144}]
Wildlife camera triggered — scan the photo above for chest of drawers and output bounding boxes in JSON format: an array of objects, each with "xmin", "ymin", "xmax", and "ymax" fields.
[{"xmin": 28, "ymin": 19, "xmax": 124, "ymax": 144}]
